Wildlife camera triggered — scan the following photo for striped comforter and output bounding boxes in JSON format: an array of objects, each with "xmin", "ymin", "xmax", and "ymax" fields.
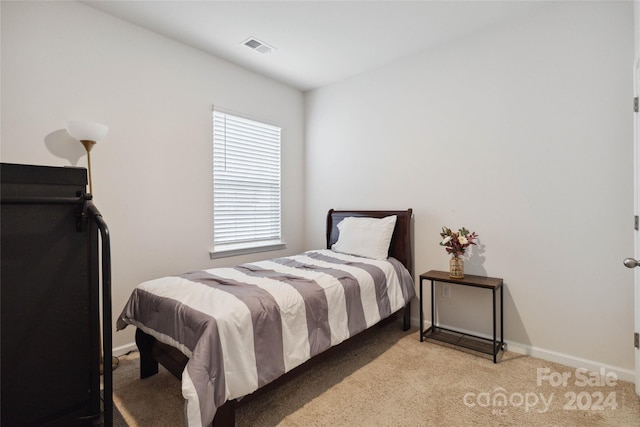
[{"xmin": 116, "ymin": 249, "xmax": 415, "ymax": 427}]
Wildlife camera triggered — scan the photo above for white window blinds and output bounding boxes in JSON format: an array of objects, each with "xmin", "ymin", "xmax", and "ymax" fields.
[{"xmin": 212, "ymin": 109, "xmax": 282, "ymax": 253}]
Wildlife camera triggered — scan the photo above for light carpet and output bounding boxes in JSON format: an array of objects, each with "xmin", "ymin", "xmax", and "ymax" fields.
[{"xmin": 113, "ymin": 323, "xmax": 639, "ymax": 426}]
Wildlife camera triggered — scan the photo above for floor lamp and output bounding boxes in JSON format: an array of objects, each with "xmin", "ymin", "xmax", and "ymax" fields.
[
  {"xmin": 66, "ymin": 121, "xmax": 108, "ymax": 194},
  {"xmin": 66, "ymin": 121, "xmax": 115, "ymax": 373}
]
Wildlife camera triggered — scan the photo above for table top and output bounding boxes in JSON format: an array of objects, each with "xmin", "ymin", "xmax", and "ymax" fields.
[{"xmin": 419, "ymin": 270, "xmax": 503, "ymax": 289}]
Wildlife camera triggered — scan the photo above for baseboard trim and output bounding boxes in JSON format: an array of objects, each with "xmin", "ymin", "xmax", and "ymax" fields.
[
  {"xmin": 114, "ymin": 319, "xmax": 636, "ymax": 384},
  {"xmin": 113, "ymin": 342, "xmax": 138, "ymax": 357},
  {"xmin": 506, "ymin": 341, "xmax": 635, "ymax": 383},
  {"xmin": 414, "ymin": 318, "xmax": 635, "ymax": 383}
]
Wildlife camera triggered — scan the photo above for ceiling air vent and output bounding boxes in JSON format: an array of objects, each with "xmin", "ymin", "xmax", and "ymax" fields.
[{"xmin": 243, "ymin": 37, "xmax": 275, "ymax": 54}]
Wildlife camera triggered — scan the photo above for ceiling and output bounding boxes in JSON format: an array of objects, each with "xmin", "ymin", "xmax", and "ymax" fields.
[{"xmin": 83, "ymin": 1, "xmax": 548, "ymax": 92}]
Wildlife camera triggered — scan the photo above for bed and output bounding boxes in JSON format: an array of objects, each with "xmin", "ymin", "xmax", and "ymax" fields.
[{"xmin": 117, "ymin": 209, "xmax": 415, "ymax": 427}]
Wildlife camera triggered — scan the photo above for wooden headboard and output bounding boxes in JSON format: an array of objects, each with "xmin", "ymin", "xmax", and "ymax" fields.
[{"xmin": 326, "ymin": 209, "xmax": 413, "ymax": 276}]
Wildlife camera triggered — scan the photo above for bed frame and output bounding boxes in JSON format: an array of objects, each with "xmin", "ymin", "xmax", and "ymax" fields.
[{"xmin": 135, "ymin": 208, "xmax": 414, "ymax": 426}]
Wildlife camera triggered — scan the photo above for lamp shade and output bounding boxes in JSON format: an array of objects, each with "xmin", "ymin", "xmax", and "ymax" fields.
[{"xmin": 66, "ymin": 121, "xmax": 109, "ymax": 142}]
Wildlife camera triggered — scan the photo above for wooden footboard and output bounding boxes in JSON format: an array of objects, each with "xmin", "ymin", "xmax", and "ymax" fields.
[
  {"xmin": 136, "ymin": 303, "xmax": 411, "ymax": 427},
  {"xmin": 135, "ymin": 328, "xmax": 188, "ymax": 380}
]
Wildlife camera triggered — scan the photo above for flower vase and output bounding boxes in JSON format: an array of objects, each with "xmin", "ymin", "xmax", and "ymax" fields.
[{"xmin": 449, "ymin": 256, "xmax": 464, "ymax": 279}]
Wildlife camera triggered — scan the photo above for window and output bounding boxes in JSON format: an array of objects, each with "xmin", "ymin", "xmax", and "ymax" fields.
[{"xmin": 211, "ymin": 109, "xmax": 283, "ymax": 258}]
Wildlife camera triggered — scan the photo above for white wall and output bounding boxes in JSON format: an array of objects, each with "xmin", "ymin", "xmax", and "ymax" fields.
[
  {"xmin": 305, "ymin": 1, "xmax": 635, "ymax": 375},
  {"xmin": 636, "ymin": 1, "xmax": 640, "ymax": 62},
  {"xmin": 2, "ymin": 0, "xmax": 636, "ymax": 378},
  {"xmin": 0, "ymin": 1, "xmax": 305, "ymax": 349}
]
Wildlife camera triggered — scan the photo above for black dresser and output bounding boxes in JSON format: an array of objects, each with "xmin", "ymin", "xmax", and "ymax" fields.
[{"xmin": 1, "ymin": 163, "xmax": 112, "ymax": 426}]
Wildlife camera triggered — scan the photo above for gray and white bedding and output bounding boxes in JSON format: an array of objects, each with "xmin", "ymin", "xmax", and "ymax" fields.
[{"xmin": 117, "ymin": 249, "xmax": 416, "ymax": 427}]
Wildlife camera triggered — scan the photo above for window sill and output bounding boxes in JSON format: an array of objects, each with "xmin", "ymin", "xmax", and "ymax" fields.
[{"xmin": 209, "ymin": 241, "xmax": 287, "ymax": 259}]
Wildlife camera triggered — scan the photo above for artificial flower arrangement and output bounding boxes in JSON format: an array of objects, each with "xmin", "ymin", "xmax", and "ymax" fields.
[{"xmin": 439, "ymin": 226, "xmax": 479, "ymax": 257}]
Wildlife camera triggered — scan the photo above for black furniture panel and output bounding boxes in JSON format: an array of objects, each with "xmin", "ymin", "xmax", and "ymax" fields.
[{"xmin": 1, "ymin": 163, "xmax": 112, "ymax": 426}]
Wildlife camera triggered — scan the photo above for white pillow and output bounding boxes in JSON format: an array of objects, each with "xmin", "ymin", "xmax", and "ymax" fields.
[{"xmin": 331, "ymin": 215, "xmax": 397, "ymax": 260}]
